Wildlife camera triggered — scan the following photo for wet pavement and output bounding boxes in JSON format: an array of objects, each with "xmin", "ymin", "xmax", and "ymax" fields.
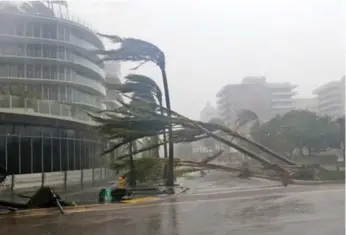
[{"xmin": 0, "ymin": 172, "xmax": 344, "ymax": 235}]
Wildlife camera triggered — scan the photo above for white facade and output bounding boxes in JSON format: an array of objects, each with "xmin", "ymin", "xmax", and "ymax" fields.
[
  {"xmin": 313, "ymin": 77, "xmax": 345, "ymax": 118},
  {"xmin": 217, "ymin": 76, "xmax": 296, "ymax": 123},
  {"xmin": 0, "ymin": 2, "xmax": 107, "ymax": 122},
  {"xmin": 104, "ymin": 62, "xmax": 122, "ymax": 110},
  {"xmin": 268, "ymin": 83, "xmax": 297, "ymax": 116}
]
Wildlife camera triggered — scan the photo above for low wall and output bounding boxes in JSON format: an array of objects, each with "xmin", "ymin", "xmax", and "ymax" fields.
[{"xmin": 1, "ymin": 168, "xmax": 115, "ymax": 191}]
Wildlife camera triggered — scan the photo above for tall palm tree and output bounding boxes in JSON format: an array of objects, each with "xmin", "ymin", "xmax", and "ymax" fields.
[
  {"xmin": 94, "ymin": 34, "xmax": 175, "ymax": 186},
  {"xmin": 106, "ymin": 74, "xmax": 164, "ymax": 185}
]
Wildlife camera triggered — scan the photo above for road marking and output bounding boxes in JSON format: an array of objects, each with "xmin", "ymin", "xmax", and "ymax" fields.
[
  {"xmin": 122, "ymin": 197, "xmax": 157, "ymax": 204},
  {"xmin": 185, "ymin": 185, "xmax": 304, "ymax": 197},
  {"xmin": 190, "ymin": 184, "xmax": 284, "ymax": 193}
]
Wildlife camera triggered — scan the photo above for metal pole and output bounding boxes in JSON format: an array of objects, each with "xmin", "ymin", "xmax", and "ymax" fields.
[
  {"xmin": 91, "ymin": 141, "xmax": 95, "ymax": 186},
  {"xmin": 41, "ymin": 134, "xmax": 44, "ymax": 186},
  {"xmin": 64, "ymin": 138, "xmax": 69, "ymax": 190},
  {"xmin": 80, "ymin": 140, "xmax": 83, "ymax": 188},
  {"xmin": 51, "ymin": 134, "xmax": 53, "ymax": 172},
  {"xmin": 59, "ymin": 136, "xmax": 62, "ymax": 171},
  {"xmin": 18, "ymin": 136, "xmax": 21, "ymax": 174},
  {"xmin": 66, "ymin": 139, "xmax": 69, "ymax": 171},
  {"xmin": 85, "ymin": 142, "xmax": 88, "ymax": 169},
  {"xmin": 30, "ymin": 136, "xmax": 33, "ymax": 173},
  {"xmin": 73, "ymin": 139, "xmax": 76, "ymax": 170}
]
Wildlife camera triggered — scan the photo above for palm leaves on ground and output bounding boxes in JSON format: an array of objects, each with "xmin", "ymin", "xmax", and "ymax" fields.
[{"xmin": 94, "ymin": 34, "xmax": 174, "ymax": 185}]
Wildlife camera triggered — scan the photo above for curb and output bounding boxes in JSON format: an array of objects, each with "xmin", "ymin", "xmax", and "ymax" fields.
[
  {"xmin": 0, "ymin": 187, "xmax": 190, "ymax": 218},
  {"xmin": 292, "ymin": 180, "xmax": 345, "ymax": 185},
  {"xmin": 252, "ymin": 175, "xmax": 345, "ymax": 185}
]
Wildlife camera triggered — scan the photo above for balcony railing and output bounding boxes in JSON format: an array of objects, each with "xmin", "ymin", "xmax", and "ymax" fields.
[{"xmin": 0, "ymin": 95, "xmax": 96, "ymax": 124}]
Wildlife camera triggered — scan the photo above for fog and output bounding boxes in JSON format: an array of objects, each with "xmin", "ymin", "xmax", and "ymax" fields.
[{"xmin": 68, "ymin": 0, "xmax": 345, "ymax": 119}]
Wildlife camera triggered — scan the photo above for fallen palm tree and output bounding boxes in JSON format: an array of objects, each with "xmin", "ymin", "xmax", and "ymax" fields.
[{"xmin": 91, "ymin": 97, "xmax": 294, "ymax": 178}]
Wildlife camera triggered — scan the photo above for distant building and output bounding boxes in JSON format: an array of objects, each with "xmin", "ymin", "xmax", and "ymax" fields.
[
  {"xmin": 313, "ymin": 76, "xmax": 345, "ymax": 118},
  {"xmin": 217, "ymin": 76, "xmax": 296, "ymax": 123},
  {"xmin": 200, "ymin": 101, "xmax": 219, "ymax": 122},
  {"xmin": 294, "ymin": 98, "xmax": 318, "ymax": 113}
]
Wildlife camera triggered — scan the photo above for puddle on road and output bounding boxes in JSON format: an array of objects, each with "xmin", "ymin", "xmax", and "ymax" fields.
[{"xmin": 227, "ymin": 195, "xmax": 314, "ymax": 232}]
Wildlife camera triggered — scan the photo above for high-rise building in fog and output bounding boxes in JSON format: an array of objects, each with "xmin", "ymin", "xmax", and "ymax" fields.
[
  {"xmin": 293, "ymin": 98, "xmax": 318, "ymax": 113},
  {"xmin": 313, "ymin": 76, "xmax": 345, "ymax": 118},
  {"xmin": 217, "ymin": 76, "xmax": 296, "ymax": 123}
]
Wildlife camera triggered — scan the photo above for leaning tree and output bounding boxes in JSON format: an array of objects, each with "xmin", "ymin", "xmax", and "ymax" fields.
[{"xmin": 94, "ymin": 34, "xmax": 175, "ymax": 186}]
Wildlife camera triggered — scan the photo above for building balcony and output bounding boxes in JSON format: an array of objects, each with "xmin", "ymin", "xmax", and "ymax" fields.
[
  {"xmin": 0, "ymin": 10, "xmax": 103, "ymax": 49},
  {"xmin": 0, "ymin": 95, "xmax": 97, "ymax": 124},
  {"xmin": 0, "ymin": 33, "xmax": 102, "ymax": 63},
  {"xmin": 0, "ymin": 54, "xmax": 105, "ymax": 81},
  {"xmin": 0, "ymin": 75, "xmax": 106, "ymax": 96}
]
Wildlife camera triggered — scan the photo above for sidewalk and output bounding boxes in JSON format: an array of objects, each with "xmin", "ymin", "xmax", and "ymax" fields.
[
  {"xmin": 0, "ymin": 179, "xmax": 114, "ymax": 204},
  {"xmin": 0, "ymin": 180, "xmax": 186, "ymax": 205}
]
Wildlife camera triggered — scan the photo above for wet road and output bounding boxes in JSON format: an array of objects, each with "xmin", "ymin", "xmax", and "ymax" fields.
[{"xmin": 1, "ymin": 173, "xmax": 344, "ymax": 235}]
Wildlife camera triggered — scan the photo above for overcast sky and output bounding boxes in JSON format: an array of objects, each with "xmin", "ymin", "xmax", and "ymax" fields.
[{"xmin": 68, "ymin": 0, "xmax": 345, "ymax": 119}]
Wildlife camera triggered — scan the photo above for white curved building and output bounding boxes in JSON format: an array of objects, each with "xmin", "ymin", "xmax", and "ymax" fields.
[
  {"xmin": 0, "ymin": 2, "xmax": 111, "ymax": 175},
  {"xmin": 0, "ymin": 1, "xmax": 107, "ymax": 121}
]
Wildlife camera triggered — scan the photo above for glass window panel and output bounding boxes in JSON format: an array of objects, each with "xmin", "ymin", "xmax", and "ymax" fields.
[
  {"xmin": 81, "ymin": 140, "xmax": 86, "ymax": 169},
  {"xmin": 43, "ymin": 136, "xmax": 52, "ymax": 172},
  {"xmin": 34, "ymin": 64, "xmax": 41, "ymax": 78},
  {"xmin": 0, "ymin": 135, "xmax": 6, "ymax": 170},
  {"xmin": 51, "ymin": 103, "xmax": 61, "ymax": 116},
  {"xmin": 20, "ymin": 136, "xmax": 31, "ymax": 174},
  {"xmin": 16, "ymin": 23, "xmax": 25, "ymax": 36},
  {"xmin": 68, "ymin": 140, "xmax": 74, "ymax": 170},
  {"xmin": 26, "ymin": 23, "xmax": 34, "ymax": 37},
  {"xmin": 52, "ymin": 136, "xmax": 60, "ymax": 171},
  {"xmin": 7, "ymin": 135, "xmax": 19, "ymax": 174},
  {"xmin": 26, "ymin": 64, "xmax": 34, "ymax": 78},
  {"xmin": 32, "ymin": 136, "xmax": 42, "ymax": 173},
  {"xmin": 33, "ymin": 24, "xmax": 40, "ymax": 37}
]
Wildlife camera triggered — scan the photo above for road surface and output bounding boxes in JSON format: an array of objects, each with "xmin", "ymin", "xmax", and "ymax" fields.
[{"xmin": 0, "ymin": 172, "xmax": 344, "ymax": 235}]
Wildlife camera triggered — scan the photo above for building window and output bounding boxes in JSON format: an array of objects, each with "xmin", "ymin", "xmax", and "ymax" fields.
[
  {"xmin": 34, "ymin": 64, "xmax": 41, "ymax": 78},
  {"xmin": 33, "ymin": 24, "xmax": 41, "ymax": 37},
  {"xmin": 27, "ymin": 64, "xmax": 34, "ymax": 78},
  {"xmin": 26, "ymin": 23, "xmax": 34, "ymax": 37},
  {"xmin": 16, "ymin": 23, "xmax": 25, "ymax": 36}
]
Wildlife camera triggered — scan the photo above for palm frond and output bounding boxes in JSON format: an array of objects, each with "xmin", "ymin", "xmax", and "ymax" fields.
[
  {"xmin": 95, "ymin": 34, "xmax": 165, "ymax": 69},
  {"xmin": 236, "ymin": 109, "xmax": 259, "ymax": 127},
  {"xmin": 97, "ymin": 33, "xmax": 124, "ymax": 43}
]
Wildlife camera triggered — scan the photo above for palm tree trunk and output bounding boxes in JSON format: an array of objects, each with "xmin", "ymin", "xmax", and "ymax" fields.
[
  {"xmin": 150, "ymin": 136, "xmax": 160, "ymax": 158},
  {"xmin": 192, "ymin": 122, "xmax": 290, "ymax": 174},
  {"xmin": 216, "ymin": 126, "xmax": 297, "ymax": 166},
  {"xmin": 128, "ymin": 142, "xmax": 136, "ymax": 187},
  {"xmin": 161, "ymin": 69, "xmax": 174, "ymax": 186}
]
